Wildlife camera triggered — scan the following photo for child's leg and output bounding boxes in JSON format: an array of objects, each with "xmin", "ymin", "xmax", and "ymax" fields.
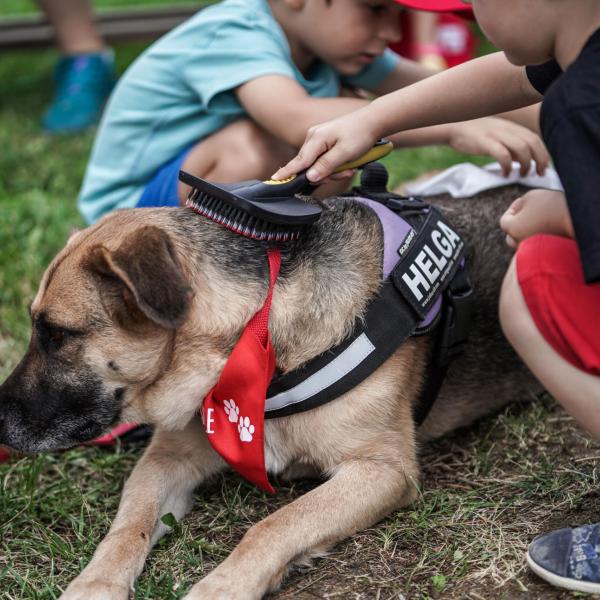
[
  {"xmin": 38, "ymin": 0, "xmax": 114, "ymax": 133},
  {"xmin": 137, "ymin": 119, "xmax": 296, "ymax": 209},
  {"xmin": 499, "ymin": 235, "xmax": 600, "ymax": 594},
  {"xmin": 179, "ymin": 119, "xmax": 351, "ymax": 204},
  {"xmin": 179, "ymin": 119, "xmax": 296, "ymax": 200},
  {"xmin": 138, "ymin": 118, "xmax": 351, "ymax": 209},
  {"xmin": 499, "ymin": 238, "xmax": 600, "ymax": 438}
]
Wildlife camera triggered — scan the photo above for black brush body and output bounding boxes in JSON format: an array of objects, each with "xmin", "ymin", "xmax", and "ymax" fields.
[{"xmin": 181, "ymin": 140, "xmax": 393, "ymax": 241}]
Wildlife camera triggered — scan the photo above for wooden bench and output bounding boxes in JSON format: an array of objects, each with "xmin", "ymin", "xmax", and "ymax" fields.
[{"xmin": 0, "ymin": 4, "xmax": 206, "ymax": 50}]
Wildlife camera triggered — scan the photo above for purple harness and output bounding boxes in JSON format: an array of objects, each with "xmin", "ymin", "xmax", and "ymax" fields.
[{"xmin": 355, "ymin": 197, "xmax": 442, "ymax": 330}]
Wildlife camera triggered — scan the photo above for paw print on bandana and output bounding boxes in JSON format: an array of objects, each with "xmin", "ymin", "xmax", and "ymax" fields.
[
  {"xmin": 223, "ymin": 399, "xmax": 239, "ymax": 423},
  {"xmin": 238, "ymin": 416, "xmax": 255, "ymax": 443}
]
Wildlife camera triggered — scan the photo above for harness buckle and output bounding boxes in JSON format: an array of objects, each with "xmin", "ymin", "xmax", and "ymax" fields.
[{"xmin": 384, "ymin": 196, "xmax": 430, "ymax": 214}]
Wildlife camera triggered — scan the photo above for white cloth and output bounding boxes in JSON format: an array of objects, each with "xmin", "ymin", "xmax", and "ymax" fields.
[{"xmin": 404, "ymin": 161, "xmax": 564, "ymax": 198}]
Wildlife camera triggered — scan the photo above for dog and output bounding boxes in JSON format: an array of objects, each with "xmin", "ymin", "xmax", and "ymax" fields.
[{"xmin": 0, "ymin": 184, "xmax": 538, "ymax": 599}]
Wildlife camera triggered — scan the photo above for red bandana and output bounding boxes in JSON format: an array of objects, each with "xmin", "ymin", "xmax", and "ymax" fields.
[{"xmin": 201, "ymin": 248, "xmax": 280, "ymax": 493}]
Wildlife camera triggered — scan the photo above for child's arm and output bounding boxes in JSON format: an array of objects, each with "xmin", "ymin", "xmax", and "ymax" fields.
[
  {"xmin": 367, "ymin": 60, "xmax": 547, "ymax": 175},
  {"xmin": 238, "ymin": 70, "xmax": 546, "ymax": 177},
  {"xmin": 273, "ymin": 52, "xmax": 543, "ymax": 181},
  {"xmin": 496, "ymin": 105, "xmax": 541, "ymax": 134},
  {"xmin": 374, "ymin": 59, "xmax": 542, "ymax": 134},
  {"xmin": 238, "ymin": 54, "xmax": 546, "ymax": 178},
  {"xmin": 386, "ymin": 117, "xmax": 547, "ymax": 176},
  {"xmin": 371, "ymin": 52, "xmax": 540, "ymax": 136},
  {"xmin": 236, "ymin": 75, "xmax": 370, "ymax": 148}
]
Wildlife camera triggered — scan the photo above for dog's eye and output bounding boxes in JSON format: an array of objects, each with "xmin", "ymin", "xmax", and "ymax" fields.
[
  {"xmin": 42, "ymin": 325, "xmax": 67, "ymax": 352},
  {"xmin": 38, "ymin": 323, "xmax": 69, "ymax": 352},
  {"xmin": 34, "ymin": 315, "xmax": 83, "ymax": 354},
  {"xmin": 47, "ymin": 327, "xmax": 65, "ymax": 347}
]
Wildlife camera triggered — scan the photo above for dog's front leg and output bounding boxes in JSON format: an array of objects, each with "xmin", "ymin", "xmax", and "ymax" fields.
[
  {"xmin": 60, "ymin": 418, "xmax": 225, "ymax": 600},
  {"xmin": 184, "ymin": 455, "xmax": 419, "ymax": 600}
]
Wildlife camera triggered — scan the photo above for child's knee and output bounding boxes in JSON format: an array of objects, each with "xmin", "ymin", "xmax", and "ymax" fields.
[
  {"xmin": 223, "ymin": 120, "xmax": 294, "ymax": 176},
  {"xmin": 230, "ymin": 121, "xmax": 276, "ymax": 172},
  {"xmin": 182, "ymin": 119, "xmax": 294, "ymax": 184}
]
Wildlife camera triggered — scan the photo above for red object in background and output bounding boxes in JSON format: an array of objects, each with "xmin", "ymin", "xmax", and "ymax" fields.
[
  {"xmin": 392, "ymin": 12, "xmax": 477, "ymax": 68},
  {"xmin": 0, "ymin": 424, "xmax": 149, "ymax": 464},
  {"xmin": 86, "ymin": 422, "xmax": 143, "ymax": 446},
  {"xmin": 395, "ymin": 0, "xmax": 471, "ymax": 11}
]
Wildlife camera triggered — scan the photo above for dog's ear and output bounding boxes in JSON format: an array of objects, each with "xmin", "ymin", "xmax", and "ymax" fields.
[{"xmin": 85, "ymin": 226, "xmax": 193, "ymax": 330}]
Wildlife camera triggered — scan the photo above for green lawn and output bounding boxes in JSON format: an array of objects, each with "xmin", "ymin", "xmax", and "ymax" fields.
[
  {"xmin": 1, "ymin": 0, "xmax": 204, "ymax": 16},
  {"xmin": 0, "ymin": 6, "xmax": 597, "ymax": 600}
]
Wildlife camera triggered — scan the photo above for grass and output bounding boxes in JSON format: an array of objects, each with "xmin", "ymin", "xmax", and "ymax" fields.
[
  {"xmin": 1, "ymin": 6, "xmax": 598, "ymax": 600},
  {"xmin": 1, "ymin": 0, "xmax": 207, "ymax": 17}
]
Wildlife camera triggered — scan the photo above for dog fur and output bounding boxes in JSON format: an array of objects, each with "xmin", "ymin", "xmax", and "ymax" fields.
[{"xmin": 0, "ymin": 185, "xmax": 538, "ymax": 599}]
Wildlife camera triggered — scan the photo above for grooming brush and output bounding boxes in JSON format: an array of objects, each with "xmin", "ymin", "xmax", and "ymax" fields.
[{"xmin": 180, "ymin": 139, "xmax": 393, "ymax": 241}]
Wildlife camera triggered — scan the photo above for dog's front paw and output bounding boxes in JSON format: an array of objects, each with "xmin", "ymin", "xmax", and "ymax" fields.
[
  {"xmin": 183, "ymin": 572, "xmax": 259, "ymax": 600},
  {"xmin": 60, "ymin": 577, "xmax": 130, "ymax": 600}
]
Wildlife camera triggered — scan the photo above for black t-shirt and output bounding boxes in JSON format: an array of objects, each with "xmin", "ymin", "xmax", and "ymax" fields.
[{"xmin": 526, "ymin": 28, "xmax": 600, "ymax": 283}]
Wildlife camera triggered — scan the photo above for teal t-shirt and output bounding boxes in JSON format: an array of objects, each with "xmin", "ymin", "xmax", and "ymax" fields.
[{"xmin": 78, "ymin": 0, "xmax": 400, "ymax": 223}]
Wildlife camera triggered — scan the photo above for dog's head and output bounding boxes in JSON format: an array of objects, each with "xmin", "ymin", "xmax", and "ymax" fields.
[{"xmin": 0, "ymin": 215, "xmax": 196, "ymax": 453}]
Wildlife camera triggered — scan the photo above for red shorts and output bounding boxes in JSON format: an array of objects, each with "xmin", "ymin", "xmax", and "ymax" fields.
[{"xmin": 516, "ymin": 234, "xmax": 600, "ymax": 376}]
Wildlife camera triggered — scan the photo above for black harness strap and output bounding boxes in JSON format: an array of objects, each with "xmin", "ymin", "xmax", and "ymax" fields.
[
  {"xmin": 413, "ymin": 265, "xmax": 474, "ymax": 425},
  {"xmin": 265, "ymin": 279, "xmax": 425, "ymax": 419}
]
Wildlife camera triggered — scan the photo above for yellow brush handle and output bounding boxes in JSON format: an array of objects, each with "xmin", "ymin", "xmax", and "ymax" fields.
[
  {"xmin": 262, "ymin": 140, "xmax": 393, "ymax": 186},
  {"xmin": 333, "ymin": 140, "xmax": 393, "ymax": 173}
]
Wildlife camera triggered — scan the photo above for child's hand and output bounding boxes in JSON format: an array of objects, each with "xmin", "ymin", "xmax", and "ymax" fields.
[
  {"xmin": 499, "ymin": 189, "xmax": 574, "ymax": 249},
  {"xmin": 271, "ymin": 108, "xmax": 379, "ymax": 183},
  {"xmin": 447, "ymin": 118, "xmax": 549, "ymax": 177}
]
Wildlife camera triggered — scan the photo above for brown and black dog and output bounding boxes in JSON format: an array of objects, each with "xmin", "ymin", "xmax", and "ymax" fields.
[{"xmin": 0, "ymin": 186, "xmax": 538, "ymax": 599}]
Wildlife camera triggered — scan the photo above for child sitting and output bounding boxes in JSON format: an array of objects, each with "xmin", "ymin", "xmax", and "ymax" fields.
[
  {"xmin": 273, "ymin": 0, "xmax": 600, "ymax": 593},
  {"xmin": 78, "ymin": 0, "xmax": 545, "ymax": 224}
]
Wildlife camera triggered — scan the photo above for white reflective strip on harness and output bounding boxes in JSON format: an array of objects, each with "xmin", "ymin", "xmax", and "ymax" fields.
[{"xmin": 265, "ymin": 333, "xmax": 376, "ymax": 413}]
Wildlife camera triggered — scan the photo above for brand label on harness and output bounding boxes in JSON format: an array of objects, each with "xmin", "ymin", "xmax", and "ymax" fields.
[
  {"xmin": 398, "ymin": 229, "xmax": 416, "ymax": 256},
  {"xmin": 392, "ymin": 209, "xmax": 465, "ymax": 318}
]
